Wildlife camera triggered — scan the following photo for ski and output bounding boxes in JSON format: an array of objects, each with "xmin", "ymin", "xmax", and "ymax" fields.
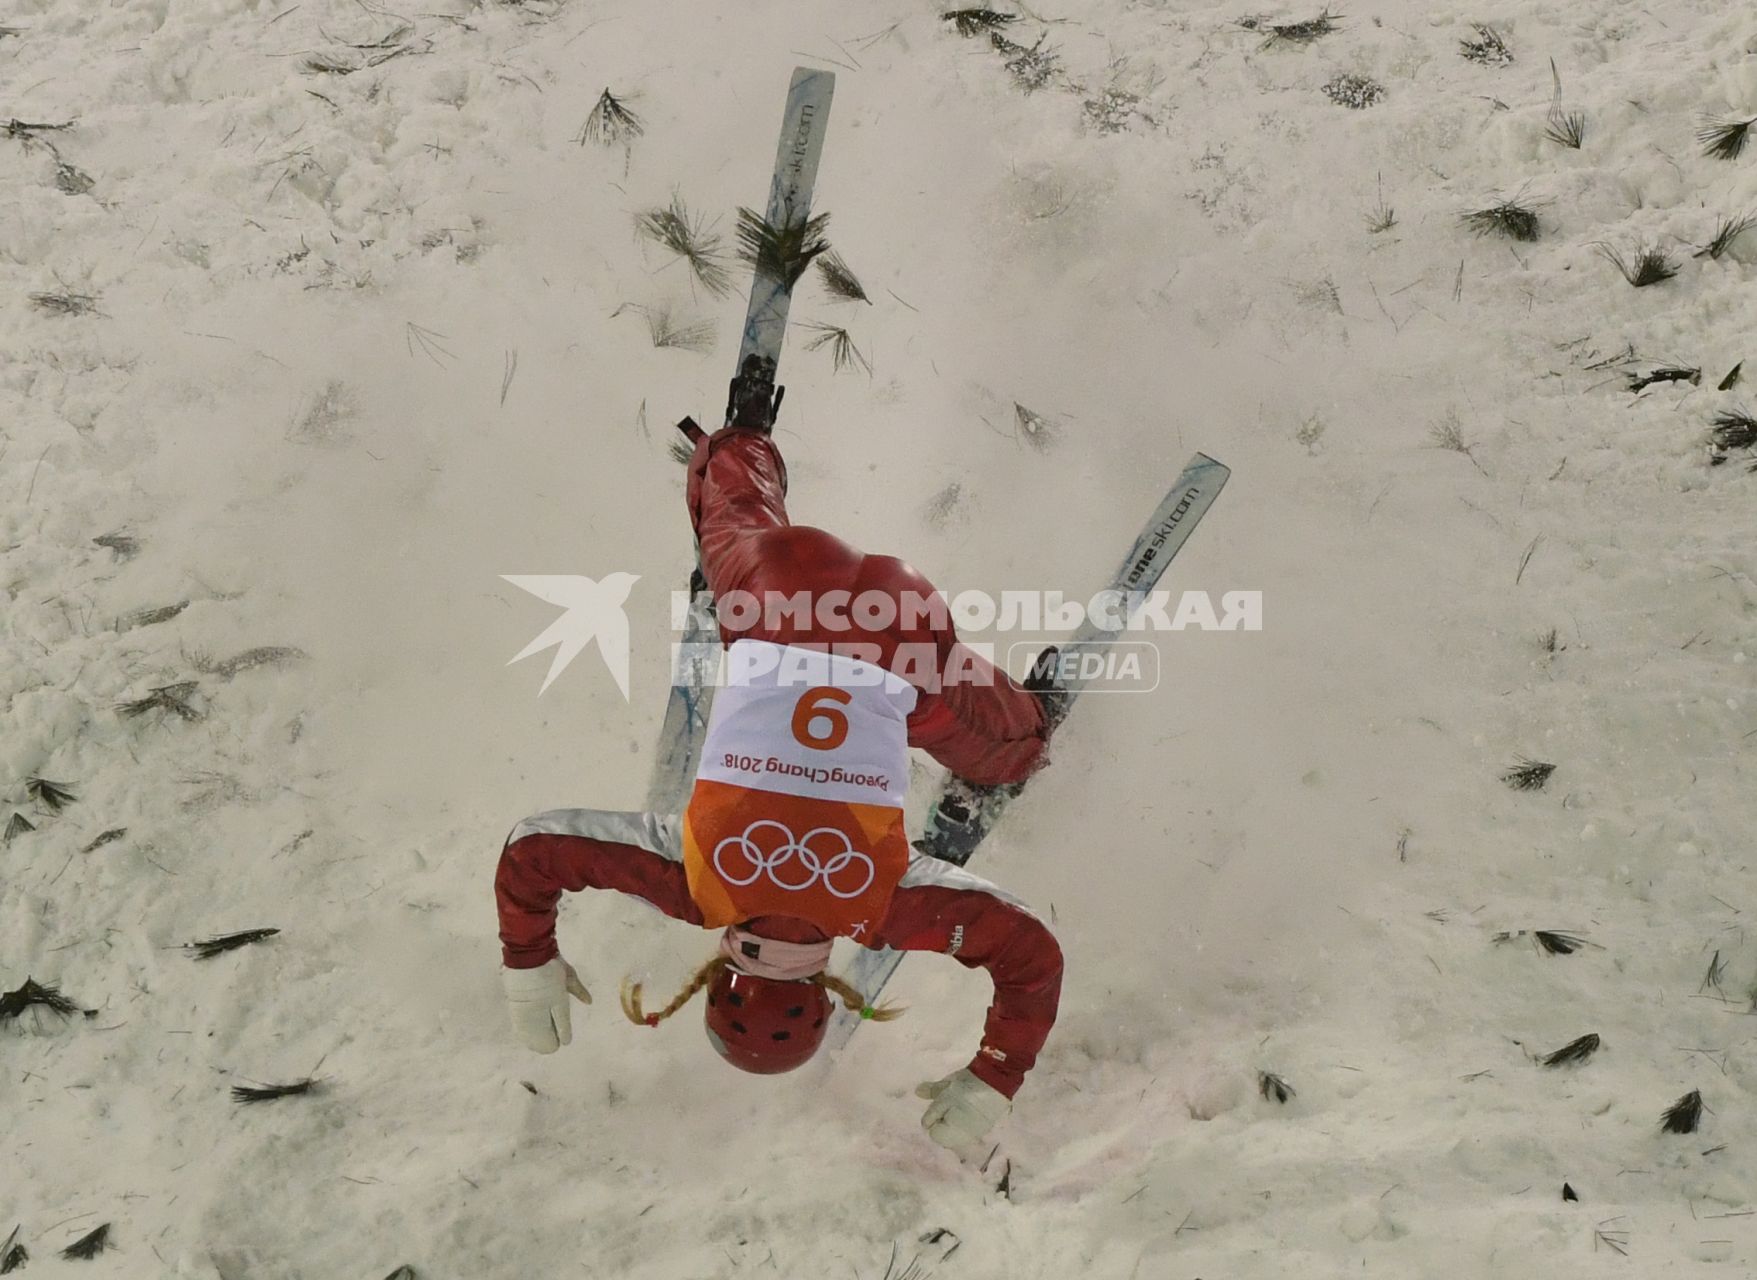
[
  {"xmin": 646, "ymin": 67, "xmax": 836, "ymax": 813},
  {"xmin": 829, "ymin": 453, "xmax": 1231, "ymax": 1045}
]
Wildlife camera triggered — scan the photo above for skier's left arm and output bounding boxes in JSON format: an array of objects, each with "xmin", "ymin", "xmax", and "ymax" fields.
[{"xmin": 871, "ymin": 858, "xmax": 1064, "ymax": 1101}]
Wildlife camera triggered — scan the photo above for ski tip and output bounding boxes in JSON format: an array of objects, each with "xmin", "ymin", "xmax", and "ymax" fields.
[{"xmin": 1190, "ymin": 453, "xmax": 1231, "ymax": 486}]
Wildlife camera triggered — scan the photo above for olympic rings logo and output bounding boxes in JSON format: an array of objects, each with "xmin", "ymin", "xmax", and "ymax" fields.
[{"xmin": 712, "ymin": 820, "xmax": 876, "ymax": 900}]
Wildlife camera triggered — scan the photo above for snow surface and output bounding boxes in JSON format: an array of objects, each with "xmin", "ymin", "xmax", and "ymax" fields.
[{"xmin": 5, "ymin": 0, "xmax": 1757, "ymax": 1275}]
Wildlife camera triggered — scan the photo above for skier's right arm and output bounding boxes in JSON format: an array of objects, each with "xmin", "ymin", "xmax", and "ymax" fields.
[
  {"xmin": 495, "ymin": 811, "xmax": 703, "ymax": 1054},
  {"xmin": 495, "ymin": 810, "xmax": 703, "ymax": 970}
]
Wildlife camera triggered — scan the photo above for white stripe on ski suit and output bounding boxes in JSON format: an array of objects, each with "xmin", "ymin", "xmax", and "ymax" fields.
[
  {"xmin": 895, "ymin": 852, "xmax": 1045, "ymax": 925},
  {"xmin": 508, "ymin": 809, "xmax": 683, "ymax": 861}
]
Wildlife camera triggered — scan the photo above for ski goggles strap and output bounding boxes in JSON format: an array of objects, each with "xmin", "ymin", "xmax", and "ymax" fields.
[{"xmin": 719, "ymin": 925, "xmax": 833, "ymax": 981}]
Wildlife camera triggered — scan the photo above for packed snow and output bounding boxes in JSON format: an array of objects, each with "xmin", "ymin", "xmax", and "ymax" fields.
[{"xmin": 4, "ymin": 0, "xmax": 1756, "ymax": 1275}]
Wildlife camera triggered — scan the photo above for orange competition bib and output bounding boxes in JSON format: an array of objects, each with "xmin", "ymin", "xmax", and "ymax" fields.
[{"xmin": 682, "ymin": 640, "xmax": 918, "ymax": 942}]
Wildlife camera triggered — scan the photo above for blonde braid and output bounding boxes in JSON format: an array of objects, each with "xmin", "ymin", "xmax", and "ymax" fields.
[
  {"xmin": 812, "ymin": 971, "xmax": 906, "ymax": 1023},
  {"xmin": 621, "ymin": 956, "xmax": 728, "ymax": 1027}
]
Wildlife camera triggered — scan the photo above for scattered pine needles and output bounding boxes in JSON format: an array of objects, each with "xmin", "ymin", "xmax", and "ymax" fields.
[
  {"xmin": 1261, "ymin": 9, "xmax": 1341, "ymax": 47},
  {"xmin": 1365, "ymin": 178, "xmax": 1396, "ymax": 233},
  {"xmin": 923, "ymin": 482, "xmax": 965, "ymax": 530},
  {"xmin": 117, "ymin": 681, "xmax": 202, "ymax": 721},
  {"xmin": 60, "ymin": 1224, "xmax": 110, "ymax": 1260},
  {"xmin": 0, "ymin": 1225, "xmax": 24, "ymax": 1273},
  {"xmin": 26, "ymin": 777, "xmax": 77, "ymax": 811},
  {"xmin": 1542, "ymin": 1033, "xmax": 1601, "ymax": 1068},
  {"xmin": 232, "ymin": 1079, "xmax": 319, "ymax": 1104},
  {"xmin": 577, "ymin": 88, "xmax": 642, "ymax": 148},
  {"xmin": 1596, "ymin": 241, "xmax": 1676, "ymax": 287},
  {"xmin": 119, "ymin": 601, "xmax": 188, "ymax": 631},
  {"xmin": 877, "ymin": 1247, "xmax": 933, "ymax": 1280},
  {"xmin": 635, "ymin": 196, "xmax": 732, "ymax": 297},
  {"xmin": 196, "ymin": 646, "xmax": 308, "ymax": 679},
  {"xmin": 1625, "ymin": 365, "xmax": 1699, "ymax": 392},
  {"xmin": 1493, "ymin": 929, "xmax": 1594, "ymax": 956},
  {"xmin": 1701, "ymin": 949, "xmax": 1727, "ymax": 996},
  {"xmin": 303, "ymin": 52, "xmax": 354, "ymax": 74},
  {"xmin": 83, "ymin": 828, "xmax": 126, "ymax": 852},
  {"xmin": 0, "ymin": 978, "xmax": 94, "ymax": 1022},
  {"xmin": 186, "ymin": 928, "xmax": 281, "ymax": 960},
  {"xmin": 29, "ymin": 288, "xmax": 101, "ymax": 316},
  {"xmin": 1459, "ymin": 24, "xmax": 1513, "ymax": 66},
  {"xmin": 4, "ymin": 813, "xmax": 34, "ymax": 842},
  {"xmin": 735, "ymin": 206, "xmax": 831, "ymax": 289},
  {"xmin": 1534, "ymin": 929, "xmax": 1587, "ymax": 955},
  {"xmin": 1660, "ymin": 1089, "xmax": 1702, "ymax": 1134},
  {"xmin": 803, "ymin": 322, "xmax": 872, "ymax": 375},
  {"xmin": 1322, "ymin": 72, "xmax": 1384, "ymax": 109},
  {"xmin": 301, "ymin": 28, "xmax": 427, "ymax": 78},
  {"xmin": 383, "ymin": 1267, "xmax": 418, "ymax": 1280},
  {"xmin": 639, "ymin": 304, "xmax": 715, "ymax": 352},
  {"xmin": 1694, "ymin": 212, "xmax": 1754, "ymax": 260},
  {"xmin": 1544, "ymin": 109, "xmax": 1586, "ymax": 149},
  {"xmin": 1258, "ymin": 1071, "xmax": 1296, "ymax": 1103},
  {"xmin": 1709, "ymin": 409, "xmax": 1757, "ymax": 452},
  {"xmin": 1012, "ymin": 401, "xmax": 1060, "ymax": 451},
  {"xmin": 55, "ymin": 161, "xmax": 94, "ymax": 195},
  {"xmin": 93, "ymin": 532, "xmax": 139, "ymax": 560},
  {"xmin": 1426, "ymin": 410, "xmax": 1486, "ymax": 474},
  {"xmin": 1697, "ymin": 115, "xmax": 1756, "ymax": 161},
  {"xmin": 1501, "ymin": 757, "xmax": 1556, "ymax": 790},
  {"xmin": 942, "ymin": 7, "xmax": 1016, "ymax": 36},
  {"xmin": 1083, "ymin": 84, "xmax": 1150, "ymax": 134},
  {"xmin": 1544, "ymin": 59, "xmax": 1585, "ymax": 149},
  {"xmin": 1463, "ymin": 198, "xmax": 1540, "ymax": 242},
  {"xmin": 4, "ymin": 118, "xmax": 74, "ymax": 144},
  {"xmin": 816, "ymin": 250, "xmax": 870, "ymax": 303},
  {"xmin": 991, "ymin": 32, "xmax": 1061, "ymax": 92}
]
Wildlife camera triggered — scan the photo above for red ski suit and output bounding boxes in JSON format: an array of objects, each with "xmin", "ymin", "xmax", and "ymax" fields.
[{"xmin": 494, "ymin": 426, "xmax": 1062, "ymax": 1098}]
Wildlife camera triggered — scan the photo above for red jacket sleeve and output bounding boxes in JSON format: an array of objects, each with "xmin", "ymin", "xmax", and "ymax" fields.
[
  {"xmin": 495, "ymin": 810, "xmax": 703, "ymax": 969},
  {"xmin": 869, "ymin": 860, "xmax": 1063, "ymax": 1099}
]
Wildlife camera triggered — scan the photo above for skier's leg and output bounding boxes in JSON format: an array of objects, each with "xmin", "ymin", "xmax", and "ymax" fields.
[
  {"xmin": 676, "ymin": 425, "xmax": 1048, "ymax": 784},
  {"xmin": 907, "ymin": 641, "xmax": 1049, "ymax": 786},
  {"xmin": 682, "ymin": 425, "xmax": 794, "ymax": 599},
  {"xmin": 851, "ymin": 556, "xmax": 1050, "ymax": 787}
]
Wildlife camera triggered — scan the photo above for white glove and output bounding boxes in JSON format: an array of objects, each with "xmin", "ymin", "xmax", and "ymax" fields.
[
  {"xmin": 916, "ymin": 1068, "xmax": 1012, "ymax": 1158},
  {"xmin": 501, "ymin": 957, "xmax": 592, "ymax": 1054}
]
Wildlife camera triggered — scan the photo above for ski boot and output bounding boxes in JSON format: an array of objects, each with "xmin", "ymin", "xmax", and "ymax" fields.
[
  {"xmin": 1024, "ymin": 645, "xmax": 1072, "ymax": 728},
  {"xmin": 725, "ymin": 353, "xmax": 784, "ymax": 432}
]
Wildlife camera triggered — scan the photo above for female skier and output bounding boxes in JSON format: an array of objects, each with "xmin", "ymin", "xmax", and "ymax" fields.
[{"xmin": 496, "ymin": 369, "xmax": 1063, "ymax": 1155}]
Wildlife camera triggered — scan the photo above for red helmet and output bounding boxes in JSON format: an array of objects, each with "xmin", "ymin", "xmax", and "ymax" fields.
[{"xmin": 703, "ymin": 966, "xmax": 831, "ymax": 1074}]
